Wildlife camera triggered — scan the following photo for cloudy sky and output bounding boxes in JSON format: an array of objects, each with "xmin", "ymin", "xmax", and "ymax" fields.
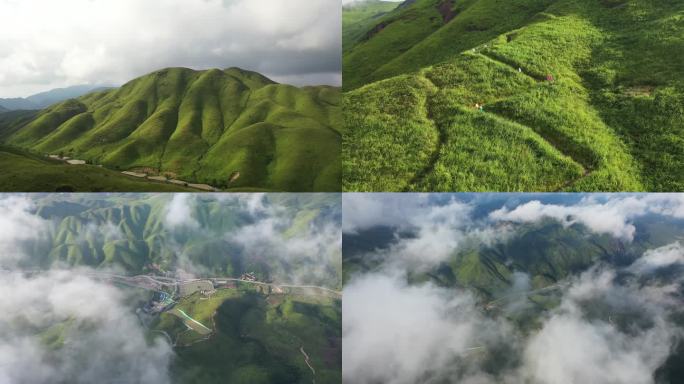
[
  {"xmin": 343, "ymin": 193, "xmax": 684, "ymax": 384},
  {"xmin": 0, "ymin": 193, "xmax": 341, "ymax": 382},
  {"xmin": 0, "ymin": 0, "xmax": 341, "ymax": 97},
  {"xmin": 342, "ymin": 0, "xmax": 402, "ymax": 5}
]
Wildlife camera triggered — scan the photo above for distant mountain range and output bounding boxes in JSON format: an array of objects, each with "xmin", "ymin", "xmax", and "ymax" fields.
[
  {"xmin": 0, "ymin": 84, "xmax": 111, "ymax": 111},
  {"xmin": 0, "ymin": 67, "xmax": 341, "ymax": 192},
  {"xmin": 20, "ymin": 193, "xmax": 341, "ymax": 286}
]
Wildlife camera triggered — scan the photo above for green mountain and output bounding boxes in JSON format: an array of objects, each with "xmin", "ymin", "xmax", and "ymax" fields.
[
  {"xmin": 0, "ymin": 97, "xmax": 38, "ymax": 110},
  {"xmin": 19, "ymin": 194, "xmax": 342, "ymax": 288},
  {"xmin": 155, "ymin": 289, "xmax": 341, "ymax": 384},
  {"xmin": 344, "ymin": 214, "xmax": 684, "ymax": 296},
  {"xmin": 342, "ymin": 0, "xmax": 401, "ymax": 52},
  {"xmin": 1, "ymin": 67, "xmax": 341, "ymax": 192},
  {"xmin": 6, "ymin": 194, "xmax": 342, "ymax": 384},
  {"xmin": 0, "ymin": 84, "xmax": 109, "ymax": 111},
  {"xmin": 343, "ymin": 0, "xmax": 684, "ymax": 192},
  {"xmin": 343, "ymin": 199, "xmax": 684, "ymax": 383},
  {"xmin": 0, "ymin": 145, "xmax": 195, "ymax": 192}
]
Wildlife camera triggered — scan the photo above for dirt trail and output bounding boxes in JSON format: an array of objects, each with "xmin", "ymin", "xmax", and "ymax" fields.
[
  {"xmin": 403, "ymin": 73, "xmax": 444, "ymax": 191},
  {"xmin": 300, "ymin": 346, "xmax": 316, "ymax": 384},
  {"xmin": 480, "ymin": 110, "xmax": 593, "ymax": 190}
]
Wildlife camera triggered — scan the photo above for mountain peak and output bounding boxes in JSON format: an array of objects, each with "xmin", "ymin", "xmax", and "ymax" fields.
[{"xmin": 223, "ymin": 67, "xmax": 277, "ymax": 87}]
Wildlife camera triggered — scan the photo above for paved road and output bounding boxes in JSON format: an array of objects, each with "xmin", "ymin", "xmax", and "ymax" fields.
[{"xmin": 4, "ymin": 269, "xmax": 341, "ymax": 297}]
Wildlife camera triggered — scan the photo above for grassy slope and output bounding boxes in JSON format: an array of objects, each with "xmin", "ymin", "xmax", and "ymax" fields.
[
  {"xmin": 0, "ymin": 146, "xmax": 193, "ymax": 192},
  {"xmin": 22, "ymin": 194, "xmax": 341, "ymax": 287},
  {"xmin": 343, "ymin": 0, "xmax": 684, "ymax": 191},
  {"xmin": 2, "ymin": 68, "xmax": 341, "ymax": 192},
  {"xmin": 345, "ymin": 218, "xmax": 682, "ymax": 301},
  {"xmin": 342, "ymin": 0, "xmax": 400, "ymax": 52},
  {"xmin": 154, "ymin": 288, "xmax": 341, "ymax": 384}
]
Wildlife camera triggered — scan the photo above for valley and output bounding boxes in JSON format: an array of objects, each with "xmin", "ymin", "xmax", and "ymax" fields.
[
  {"xmin": 0, "ymin": 67, "xmax": 341, "ymax": 192},
  {"xmin": 0, "ymin": 193, "xmax": 342, "ymax": 384},
  {"xmin": 342, "ymin": 193, "xmax": 684, "ymax": 384}
]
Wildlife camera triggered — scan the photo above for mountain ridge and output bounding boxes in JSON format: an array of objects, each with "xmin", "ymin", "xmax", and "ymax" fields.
[
  {"xmin": 0, "ymin": 84, "xmax": 109, "ymax": 110},
  {"xmin": 1, "ymin": 66, "xmax": 341, "ymax": 192},
  {"xmin": 343, "ymin": 0, "xmax": 684, "ymax": 192}
]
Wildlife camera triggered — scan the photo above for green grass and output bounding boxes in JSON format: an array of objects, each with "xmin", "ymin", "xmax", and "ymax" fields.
[
  {"xmin": 16, "ymin": 193, "xmax": 340, "ymax": 287},
  {"xmin": 0, "ymin": 145, "xmax": 194, "ymax": 192},
  {"xmin": 343, "ymin": 75, "xmax": 438, "ymax": 191},
  {"xmin": 343, "ymin": 0, "xmax": 403, "ymax": 52},
  {"xmin": 343, "ymin": 0, "xmax": 684, "ymax": 191},
  {"xmin": 153, "ymin": 288, "xmax": 341, "ymax": 384},
  {"xmin": 1, "ymin": 67, "xmax": 340, "ymax": 192}
]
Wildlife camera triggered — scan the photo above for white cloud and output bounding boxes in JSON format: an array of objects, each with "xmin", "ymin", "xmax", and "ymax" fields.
[
  {"xmin": 489, "ymin": 194, "xmax": 684, "ymax": 241},
  {"xmin": 343, "ymin": 271, "xmax": 514, "ymax": 384},
  {"xmin": 343, "ymin": 194, "xmax": 684, "ymax": 384},
  {"xmin": 164, "ymin": 194, "xmax": 199, "ymax": 230},
  {"xmin": 521, "ymin": 268, "xmax": 677, "ymax": 384},
  {"xmin": 0, "ymin": 0, "xmax": 341, "ymax": 97},
  {"xmin": 523, "ymin": 315, "xmax": 669, "ymax": 384},
  {"xmin": 0, "ymin": 196, "xmax": 49, "ymax": 266},
  {"xmin": 226, "ymin": 210, "xmax": 342, "ymax": 287},
  {"xmin": 344, "ymin": 194, "xmax": 514, "ymax": 270},
  {"xmin": 342, "ymin": 193, "xmax": 432, "ymax": 233},
  {"xmin": 629, "ymin": 242, "xmax": 684, "ymax": 274},
  {"xmin": 0, "ymin": 270, "xmax": 173, "ymax": 383}
]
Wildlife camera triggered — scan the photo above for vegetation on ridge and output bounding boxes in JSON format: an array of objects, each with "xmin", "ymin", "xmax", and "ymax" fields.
[
  {"xmin": 343, "ymin": 0, "xmax": 684, "ymax": 192},
  {"xmin": 0, "ymin": 67, "xmax": 341, "ymax": 192}
]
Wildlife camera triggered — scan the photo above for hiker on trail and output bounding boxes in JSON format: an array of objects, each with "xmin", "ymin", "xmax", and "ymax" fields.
[
  {"xmin": 475, "ymin": 103, "xmax": 480, "ymax": 110},
  {"xmin": 479, "ymin": 103, "xmax": 484, "ymax": 112},
  {"xmin": 518, "ymin": 67, "xmax": 522, "ymax": 73},
  {"xmin": 546, "ymin": 73, "xmax": 555, "ymax": 82}
]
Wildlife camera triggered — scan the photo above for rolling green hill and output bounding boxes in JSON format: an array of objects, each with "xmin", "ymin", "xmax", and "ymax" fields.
[
  {"xmin": 0, "ymin": 145, "xmax": 195, "ymax": 192},
  {"xmin": 18, "ymin": 194, "xmax": 342, "ymax": 289},
  {"xmin": 342, "ymin": 0, "xmax": 401, "ymax": 52},
  {"xmin": 343, "ymin": 0, "xmax": 684, "ymax": 192},
  {"xmin": 343, "ymin": 216, "xmax": 684, "ymax": 295},
  {"xmin": 154, "ymin": 288, "xmax": 341, "ymax": 384},
  {"xmin": 6, "ymin": 194, "xmax": 342, "ymax": 384},
  {"xmin": 1, "ymin": 67, "xmax": 341, "ymax": 192}
]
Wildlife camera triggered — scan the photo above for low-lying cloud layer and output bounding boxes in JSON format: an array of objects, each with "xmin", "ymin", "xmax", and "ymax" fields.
[
  {"xmin": 521, "ymin": 267, "xmax": 678, "ymax": 384},
  {"xmin": 0, "ymin": 270, "xmax": 173, "ymax": 384},
  {"xmin": 163, "ymin": 193, "xmax": 342, "ymax": 287},
  {"xmin": 343, "ymin": 271, "xmax": 514, "ymax": 384},
  {"xmin": 343, "ymin": 193, "xmax": 684, "ymax": 384},
  {"xmin": 344, "ymin": 256, "xmax": 682, "ymax": 384},
  {"xmin": 0, "ymin": 196, "xmax": 49, "ymax": 267},
  {"xmin": 0, "ymin": 0, "xmax": 341, "ymax": 97},
  {"xmin": 490, "ymin": 194, "xmax": 684, "ymax": 241},
  {"xmin": 0, "ymin": 193, "xmax": 342, "ymax": 382}
]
